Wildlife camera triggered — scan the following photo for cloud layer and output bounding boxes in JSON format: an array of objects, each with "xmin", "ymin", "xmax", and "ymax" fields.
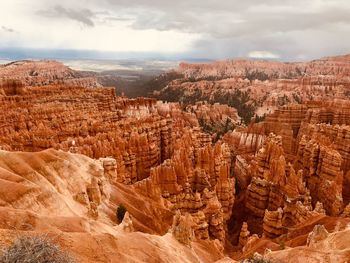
[
  {"xmin": 0, "ymin": 0, "xmax": 350, "ymax": 60},
  {"xmin": 1, "ymin": 26, "xmax": 16, "ymax": 33},
  {"xmin": 37, "ymin": 6, "xmax": 96, "ymax": 27}
]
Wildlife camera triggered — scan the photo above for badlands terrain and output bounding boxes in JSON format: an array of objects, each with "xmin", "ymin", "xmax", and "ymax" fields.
[{"xmin": 0, "ymin": 55, "xmax": 350, "ymax": 262}]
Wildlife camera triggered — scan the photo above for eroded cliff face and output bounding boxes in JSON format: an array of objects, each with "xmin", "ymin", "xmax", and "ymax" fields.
[
  {"xmin": 154, "ymin": 55, "xmax": 350, "ymax": 121},
  {"xmin": 221, "ymin": 95, "xmax": 350, "ymax": 261},
  {"xmin": 0, "ymin": 149, "xmax": 228, "ymax": 263},
  {"xmin": 244, "ymin": 102, "xmax": 349, "ymax": 206},
  {"xmin": 176, "ymin": 54, "xmax": 350, "ymax": 80},
  {"xmin": 135, "ymin": 129, "xmax": 235, "ymax": 243},
  {"xmin": 0, "ymin": 60, "xmax": 99, "ymax": 88},
  {"xmin": 0, "ymin": 84, "xmax": 175, "ymax": 182}
]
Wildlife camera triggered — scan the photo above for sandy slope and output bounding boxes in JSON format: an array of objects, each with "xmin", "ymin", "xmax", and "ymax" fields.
[{"xmin": 0, "ymin": 149, "xmax": 225, "ymax": 262}]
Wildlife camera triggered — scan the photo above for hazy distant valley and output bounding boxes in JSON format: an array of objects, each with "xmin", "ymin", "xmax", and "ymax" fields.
[{"xmin": 65, "ymin": 59, "xmax": 185, "ymax": 97}]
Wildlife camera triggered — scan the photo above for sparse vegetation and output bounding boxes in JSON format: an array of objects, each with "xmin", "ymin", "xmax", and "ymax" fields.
[
  {"xmin": 199, "ymin": 118, "xmax": 235, "ymax": 133},
  {"xmin": 156, "ymin": 82, "xmax": 256, "ymax": 124},
  {"xmin": 241, "ymin": 254, "xmax": 273, "ymax": 263},
  {"xmin": 116, "ymin": 204, "xmax": 127, "ymax": 223},
  {"xmin": 198, "ymin": 118, "xmax": 215, "ymax": 134},
  {"xmin": 292, "ymin": 92, "xmax": 302, "ymax": 104},
  {"xmin": 244, "ymin": 69, "xmax": 274, "ymax": 82},
  {"xmin": 277, "ymin": 95, "xmax": 290, "ymax": 106},
  {"xmin": 254, "ymin": 114, "xmax": 266, "ymax": 123},
  {"xmin": 158, "ymin": 87, "xmax": 186, "ymax": 102},
  {"xmin": 213, "ymin": 89, "xmax": 256, "ymax": 125},
  {"xmin": 213, "ymin": 119, "xmax": 236, "ymax": 142},
  {"xmin": 103, "ymin": 71, "xmax": 183, "ymax": 98},
  {"xmin": 198, "ymin": 118, "xmax": 235, "ymax": 142},
  {"xmin": 141, "ymin": 71, "xmax": 184, "ymax": 95},
  {"xmin": 0, "ymin": 235, "xmax": 75, "ymax": 263}
]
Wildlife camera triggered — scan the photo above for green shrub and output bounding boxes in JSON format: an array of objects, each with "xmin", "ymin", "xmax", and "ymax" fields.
[
  {"xmin": 254, "ymin": 114, "xmax": 266, "ymax": 123},
  {"xmin": 116, "ymin": 204, "xmax": 127, "ymax": 222}
]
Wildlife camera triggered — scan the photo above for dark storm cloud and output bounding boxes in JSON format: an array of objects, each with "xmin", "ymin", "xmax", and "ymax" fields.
[
  {"xmin": 96, "ymin": 0, "xmax": 350, "ymax": 60},
  {"xmin": 37, "ymin": 5, "xmax": 96, "ymax": 27},
  {"xmin": 18, "ymin": 0, "xmax": 350, "ymax": 60}
]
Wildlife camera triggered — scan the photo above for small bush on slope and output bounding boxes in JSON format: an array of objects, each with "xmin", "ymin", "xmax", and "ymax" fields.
[
  {"xmin": 117, "ymin": 204, "xmax": 127, "ymax": 223},
  {"xmin": 0, "ymin": 235, "xmax": 75, "ymax": 263},
  {"xmin": 240, "ymin": 253, "xmax": 273, "ymax": 263}
]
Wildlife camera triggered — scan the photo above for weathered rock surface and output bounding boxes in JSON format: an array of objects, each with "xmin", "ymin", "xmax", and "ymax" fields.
[
  {"xmin": 0, "ymin": 60, "xmax": 100, "ymax": 88},
  {"xmin": 135, "ymin": 130, "xmax": 235, "ymax": 243},
  {"xmin": 171, "ymin": 211, "xmax": 195, "ymax": 246},
  {"xmin": 0, "ymin": 149, "xmax": 226, "ymax": 262},
  {"xmin": 155, "ymin": 54, "xmax": 350, "ymax": 119},
  {"xmin": 306, "ymin": 224, "xmax": 329, "ymax": 248},
  {"xmin": 239, "ymin": 222, "xmax": 250, "ymax": 247}
]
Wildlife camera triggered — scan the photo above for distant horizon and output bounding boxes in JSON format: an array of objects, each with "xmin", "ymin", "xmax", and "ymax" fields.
[
  {"xmin": 1, "ymin": 47, "xmax": 350, "ymax": 64},
  {"xmin": 0, "ymin": 47, "xmax": 213, "ymax": 63}
]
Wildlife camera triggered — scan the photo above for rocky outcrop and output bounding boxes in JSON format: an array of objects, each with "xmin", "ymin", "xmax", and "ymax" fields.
[
  {"xmin": 306, "ymin": 225, "xmax": 329, "ymax": 248},
  {"xmin": 262, "ymin": 208, "xmax": 284, "ymax": 238},
  {"xmin": 341, "ymin": 203, "xmax": 350, "ymax": 217},
  {"xmin": 0, "ymin": 73, "xmax": 239, "ymax": 247},
  {"xmin": 155, "ymin": 55, "xmax": 350, "ymax": 120},
  {"xmin": 264, "ymin": 105, "xmax": 308, "ymax": 155},
  {"xmin": 246, "ymin": 134, "xmax": 288, "ymax": 218},
  {"xmin": 244, "ymin": 133, "xmax": 327, "ymax": 238},
  {"xmin": 100, "ymin": 157, "xmax": 118, "ymax": 181},
  {"xmin": 0, "ymin": 84, "xmax": 174, "ymax": 182},
  {"xmin": 2, "ymin": 56, "xmax": 350, "ymax": 262},
  {"xmin": 135, "ymin": 129, "xmax": 235, "ymax": 243},
  {"xmin": 223, "ymin": 128, "xmax": 266, "ymax": 155},
  {"xmin": 0, "ymin": 60, "xmax": 100, "ymax": 88},
  {"xmin": 239, "ymin": 222, "xmax": 250, "ymax": 247},
  {"xmin": 171, "ymin": 211, "xmax": 195, "ymax": 246},
  {"xmin": 121, "ymin": 212, "xmax": 135, "ymax": 233},
  {"xmin": 295, "ymin": 138, "xmax": 343, "ymax": 215},
  {"xmin": 246, "ymin": 177, "xmax": 271, "ymax": 217},
  {"xmin": 244, "ymin": 104, "xmax": 348, "ymax": 237},
  {"xmin": 0, "ymin": 149, "xmax": 228, "ymax": 263},
  {"xmin": 176, "ymin": 55, "xmax": 350, "ymax": 80},
  {"xmin": 296, "ymin": 122, "xmax": 350, "ymax": 202}
]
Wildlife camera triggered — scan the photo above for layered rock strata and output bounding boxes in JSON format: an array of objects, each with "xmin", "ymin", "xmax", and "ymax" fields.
[{"xmin": 135, "ymin": 129, "xmax": 235, "ymax": 243}]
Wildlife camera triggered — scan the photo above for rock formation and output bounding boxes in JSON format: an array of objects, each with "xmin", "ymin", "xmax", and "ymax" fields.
[
  {"xmin": 239, "ymin": 222, "xmax": 250, "ymax": 247},
  {"xmin": 306, "ymin": 225, "xmax": 329, "ymax": 248},
  {"xmin": 154, "ymin": 55, "xmax": 350, "ymax": 121},
  {"xmin": 0, "ymin": 60, "xmax": 100, "ymax": 88},
  {"xmin": 121, "ymin": 212, "xmax": 134, "ymax": 233},
  {"xmin": 1, "ymin": 56, "xmax": 350, "ymax": 262},
  {"xmin": 171, "ymin": 211, "xmax": 195, "ymax": 246},
  {"xmin": 135, "ymin": 130, "xmax": 235, "ymax": 243},
  {"xmin": 262, "ymin": 208, "xmax": 284, "ymax": 238},
  {"xmin": 0, "ymin": 149, "xmax": 227, "ymax": 262}
]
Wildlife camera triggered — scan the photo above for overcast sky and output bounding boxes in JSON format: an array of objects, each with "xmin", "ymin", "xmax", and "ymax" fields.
[{"xmin": 1, "ymin": 0, "xmax": 350, "ymax": 60}]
